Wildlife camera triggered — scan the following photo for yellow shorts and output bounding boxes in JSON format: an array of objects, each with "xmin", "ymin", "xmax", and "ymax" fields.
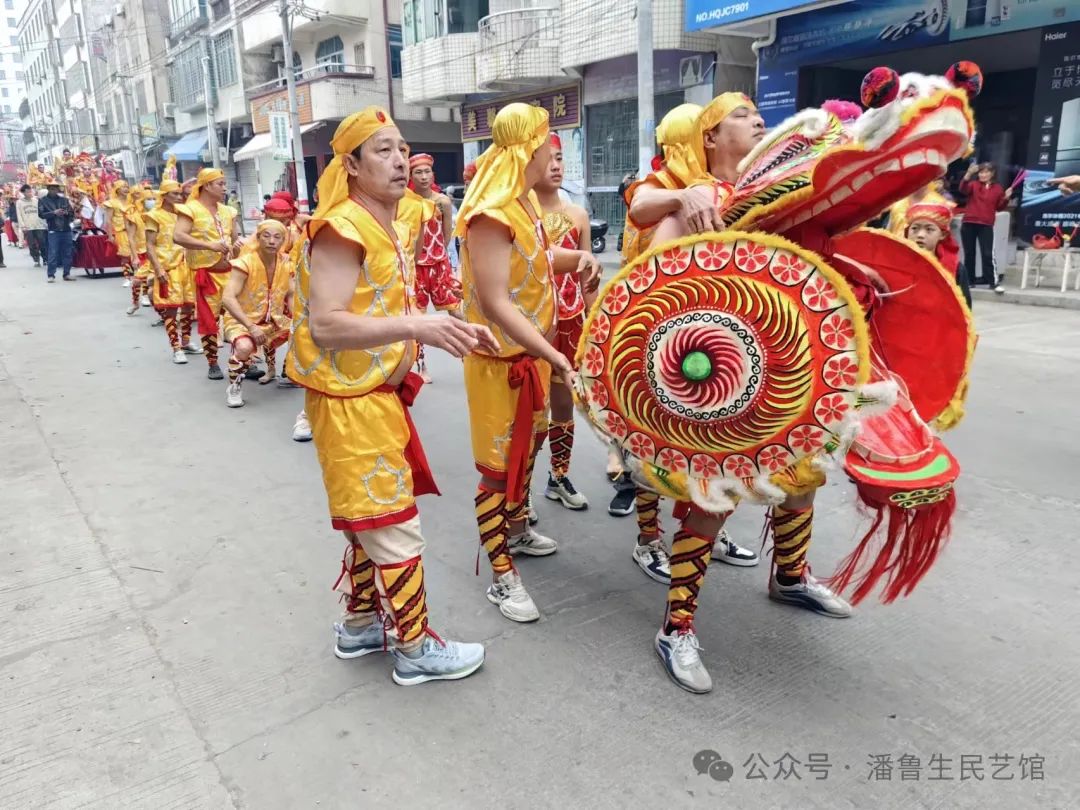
[
  {"xmin": 152, "ymin": 262, "xmax": 195, "ymax": 308},
  {"xmin": 223, "ymin": 318, "xmax": 289, "ymax": 348},
  {"xmin": 306, "ymin": 388, "xmax": 418, "ymax": 531},
  {"xmin": 463, "ymin": 353, "xmax": 550, "ymax": 478}
]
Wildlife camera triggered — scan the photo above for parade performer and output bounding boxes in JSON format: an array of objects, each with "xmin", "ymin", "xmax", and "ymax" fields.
[
  {"xmin": 454, "ymin": 103, "xmax": 601, "ymax": 623},
  {"xmin": 146, "ymin": 179, "xmax": 201, "ymax": 363},
  {"xmin": 397, "ymin": 154, "xmax": 461, "ymax": 383},
  {"xmin": 577, "ymin": 66, "xmax": 979, "ymax": 692},
  {"xmin": 902, "ymin": 198, "xmax": 969, "ymax": 306},
  {"xmin": 103, "ymin": 181, "xmax": 132, "ymax": 284},
  {"xmin": 286, "ymin": 107, "xmax": 497, "ymax": 685},
  {"xmin": 125, "ymin": 186, "xmax": 155, "ymax": 314},
  {"xmin": 221, "ymin": 219, "xmax": 295, "ymax": 407},
  {"xmin": 534, "ymin": 133, "xmax": 590, "ymax": 511},
  {"xmin": 172, "ymin": 168, "xmax": 239, "ymax": 380},
  {"xmin": 618, "ymin": 100, "xmax": 760, "ymax": 576}
]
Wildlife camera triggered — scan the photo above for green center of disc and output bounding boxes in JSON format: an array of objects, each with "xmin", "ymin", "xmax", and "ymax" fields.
[{"xmin": 681, "ymin": 351, "xmax": 712, "ymax": 382}]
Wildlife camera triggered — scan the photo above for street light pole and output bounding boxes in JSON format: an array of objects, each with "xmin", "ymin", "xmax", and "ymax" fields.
[
  {"xmin": 280, "ymin": 0, "xmax": 310, "ymax": 211},
  {"xmin": 202, "ymin": 52, "xmax": 220, "ymax": 168},
  {"xmin": 636, "ymin": 0, "xmax": 654, "ymax": 179}
]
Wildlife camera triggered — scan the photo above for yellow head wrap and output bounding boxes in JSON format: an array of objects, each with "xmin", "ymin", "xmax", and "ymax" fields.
[
  {"xmin": 256, "ymin": 219, "xmax": 288, "ymax": 238},
  {"xmin": 189, "ymin": 167, "xmax": 225, "ymax": 202},
  {"xmin": 692, "ymin": 92, "xmax": 758, "ymax": 175},
  {"xmin": 157, "ymin": 179, "xmax": 181, "ymax": 204},
  {"xmin": 655, "ymin": 103, "xmax": 707, "ymax": 187},
  {"xmin": 453, "ymin": 103, "xmax": 549, "ymax": 237},
  {"xmin": 110, "ymin": 182, "xmax": 129, "ymax": 206},
  {"xmin": 313, "ymin": 107, "xmax": 398, "ymax": 218}
]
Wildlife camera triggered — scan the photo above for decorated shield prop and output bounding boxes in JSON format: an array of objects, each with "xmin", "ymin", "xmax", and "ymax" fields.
[{"xmin": 576, "ymin": 231, "xmax": 878, "ymax": 513}]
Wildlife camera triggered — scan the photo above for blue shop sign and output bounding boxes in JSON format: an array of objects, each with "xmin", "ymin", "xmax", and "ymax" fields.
[{"xmin": 685, "ymin": 0, "xmax": 837, "ymax": 33}]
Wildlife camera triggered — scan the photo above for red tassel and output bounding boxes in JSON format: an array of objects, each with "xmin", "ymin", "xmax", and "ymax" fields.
[{"xmin": 827, "ymin": 489, "xmax": 956, "ymax": 604}]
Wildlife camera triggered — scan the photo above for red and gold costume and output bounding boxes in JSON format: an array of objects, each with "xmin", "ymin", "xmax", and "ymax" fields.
[
  {"xmin": 455, "ymin": 103, "xmax": 554, "ymax": 576},
  {"xmin": 398, "ymin": 168, "xmax": 460, "ymax": 312},
  {"xmin": 177, "ymin": 169, "xmax": 238, "ymax": 367},
  {"xmin": 103, "ymin": 184, "xmax": 132, "ymax": 275},
  {"xmin": 146, "ymin": 180, "xmax": 196, "ymax": 353},
  {"xmin": 286, "ymin": 108, "xmax": 441, "ymax": 648}
]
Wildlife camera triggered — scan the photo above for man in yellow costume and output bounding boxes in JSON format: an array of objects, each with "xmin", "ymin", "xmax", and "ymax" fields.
[
  {"xmin": 636, "ymin": 94, "xmax": 852, "ymax": 695},
  {"xmin": 221, "ymin": 219, "xmax": 294, "ymax": 408},
  {"xmin": 614, "ymin": 102, "xmax": 760, "ymax": 585},
  {"xmin": 286, "ymin": 107, "xmax": 497, "ymax": 685},
  {"xmin": 124, "ymin": 186, "xmax": 155, "ymax": 315},
  {"xmin": 455, "ymin": 103, "xmax": 600, "ymax": 624},
  {"xmin": 146, "ymin": 179, "xmax": 201, "ymax": 363},
  {"xmin": 102, "ymin": 181, "xmax": 132, "ymax": 286},
  {"xmin": 172, "ymin": 168, "xmax": 240, "ymax": 380}
]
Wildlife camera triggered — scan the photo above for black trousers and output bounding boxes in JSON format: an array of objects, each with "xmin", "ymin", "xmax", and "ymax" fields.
[
  {"xmin": 960, "ymin": 222, "xmax": 997, "ymax": 287},
  {"xmin": 25, "ymin": 229, "xmax": 46, "ymax": 263}
]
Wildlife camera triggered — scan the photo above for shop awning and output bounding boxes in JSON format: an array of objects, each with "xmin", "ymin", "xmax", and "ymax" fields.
[
  {"xmin": 164, "ymin": 130, "xmax": 209, "ymax": 161},
  {"xmin": 233, "ymin": 123, "xmax": 323, "ymax": 161}
]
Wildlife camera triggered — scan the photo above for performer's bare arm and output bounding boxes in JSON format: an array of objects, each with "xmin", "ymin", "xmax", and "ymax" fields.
[
  {"xmin": 467, "ymin": 215, "xmax": 572, "ymax": 376},
  {"xmin": 125, "ymin": 218, "xmax": 138, "ymax": 254},
  {"xmin": 222, "ymin": 268, "xmax": 265, "ymax": 345},
  {"xmin": 436, "ymin": 193, "xmax": 453, "ymax": 240},
  {"xmin": 631, "ymin": 185, "xmax": 723, "ymax": 234},
  {"xmin": 651, "ymin": 185, "xmax": 715, "ymax": 244},
  {"xmin": 172, "ymin": 214, "xmax": 230, "ymax": 255},
  {"xmin": 569, "ymin": 205, "xmax": 600, "ymax": 303},
  {"xmin": 308, "ymin": 227, "xmax": 496, "ymax": 356},
  {"xmin": 145, "ymin": 228, "xmax": 166, "ymax": 281}
]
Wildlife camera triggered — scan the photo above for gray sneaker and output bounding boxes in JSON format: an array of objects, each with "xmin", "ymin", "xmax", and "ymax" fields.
[
  {"xmin": 508, "ymin": 526, "xmax": 557, "ymax": 557},
  {"xmin": 632, "ymin": 538, "xmax": 670, "ymax": 584},
  {"xmin": 333, "ymin": 621, "xmax": 385, "ymax": 659},
  {"xmin": 391, "ymin": 636, "xmax": 485, "ymax": 686},
  {"xmin": 655, "ymin": 625, "xmax": 712, "ymax": 694},
  {"xmin": 711, "ymin": 529, "xmax": 760, "ymax": 567},
  {"xmin": 486, "ymin": 570, "xmax": 540, "ymax": 622},
  {"xmin": 769, "ymin": 572, "xmax": 853, "ymax": 618}
]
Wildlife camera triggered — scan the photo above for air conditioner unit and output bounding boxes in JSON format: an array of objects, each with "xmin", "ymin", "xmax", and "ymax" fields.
[
  {"xmin": 162, "ymin": 102, "xmax": 176, "ymax": 119},
  {"xmin": 270, "ymin": 43, "xmax": 285, "ymax": 64},
  {"xmin": 218, "ymin": 146, "xmax": 229, "ymax": 163}
]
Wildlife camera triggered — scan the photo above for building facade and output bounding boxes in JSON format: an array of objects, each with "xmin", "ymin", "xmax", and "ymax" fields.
[{"xmin": 3, "ymin": 0, "xmax": 28, "ymax": 116}]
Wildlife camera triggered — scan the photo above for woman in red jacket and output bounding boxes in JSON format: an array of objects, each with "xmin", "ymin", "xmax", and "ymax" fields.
[{"xmin": 959, "ymin": 162, "xmax": 1011, "ymax": 292}]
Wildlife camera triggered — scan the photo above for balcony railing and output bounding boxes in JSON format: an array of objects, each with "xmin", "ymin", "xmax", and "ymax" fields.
[
  {"xmin": 169, "ymin": 3, "xmax": 210, "ymax": 39},
  {"xmin": 246, "ymin": 63, "xmax": 376, "ymax": 98},
  {"xmin": 477, "ymin": 7, "xmax": 561, "ymax": 90}
]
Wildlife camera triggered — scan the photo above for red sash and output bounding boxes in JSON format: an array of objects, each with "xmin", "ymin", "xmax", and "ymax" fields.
[{"xmin": 375, "ymin": 371, "xmax": 440, "ymax": 498}]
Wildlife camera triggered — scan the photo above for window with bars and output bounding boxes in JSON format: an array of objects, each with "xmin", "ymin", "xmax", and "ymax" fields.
[
  {"xmin": 315, "ymin": 35, "xmax": 344, "ymax": 73},
  {"xmin": 388, "ymin": 25, "xmax": 402, "ymax": 79},
  {"xmin": 213, "ymin": 30, "xmax": 237, "ymax": 87},
  {"xmin": 168, "ymin": 42, "xmax": 207, "ymax": 109}
]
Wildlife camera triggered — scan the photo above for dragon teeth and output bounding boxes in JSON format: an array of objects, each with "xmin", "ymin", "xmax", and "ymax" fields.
[
  {"xmin": 852, "ymin": 172, "xmax": 873, "ymax": 191},
  {"xmin": 901, "ymin": 150, "xmax": 927, "ymax": 169}
]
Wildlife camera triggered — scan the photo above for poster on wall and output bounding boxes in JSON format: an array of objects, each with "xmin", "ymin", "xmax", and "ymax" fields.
[{"xmin": 1019, "ymin": 22, "xmax": 1080, "ymax": 242}]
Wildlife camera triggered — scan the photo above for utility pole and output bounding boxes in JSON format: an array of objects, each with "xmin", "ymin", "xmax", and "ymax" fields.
[
  {"xmin": 119, "ymin": 79, "xmax": 146, "ymax": 179},
  {"xmin": 202, "ymin": 50, "xmax": 220, "ymax": 168},
  {"xmin": 280, "ymin": 0, "xmax": 309, "ymax": 211},
  {"xmin": 636, "ymin": 0, "xmax": 654, "ymax": 179}
]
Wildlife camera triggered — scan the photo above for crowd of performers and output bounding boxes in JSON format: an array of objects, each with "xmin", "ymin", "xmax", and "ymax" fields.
[{"xmin": 42, "ymin": 62, "xmax": 979, "ymax": 693}]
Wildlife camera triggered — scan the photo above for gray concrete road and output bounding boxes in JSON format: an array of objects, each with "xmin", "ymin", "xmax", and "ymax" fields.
[{"xmin": 2, "ymin": 249, "xmax": 1078, "ymax": 809}]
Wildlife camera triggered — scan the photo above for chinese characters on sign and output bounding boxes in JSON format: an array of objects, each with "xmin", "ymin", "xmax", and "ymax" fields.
[{"xmin": 459, "ymin": 85, "xmax": 581, "ymax": 142}]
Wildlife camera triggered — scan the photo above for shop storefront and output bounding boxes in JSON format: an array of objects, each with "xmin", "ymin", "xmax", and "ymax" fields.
[{"xmin": 754, "ymin": 1, "xmax": 1080, "ymax": 240}]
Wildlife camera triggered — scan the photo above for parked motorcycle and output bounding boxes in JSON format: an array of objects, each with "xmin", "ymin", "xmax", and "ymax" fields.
[{"xmin": 590, "ymin": 218, "xmax": 608, "ymax": 254}]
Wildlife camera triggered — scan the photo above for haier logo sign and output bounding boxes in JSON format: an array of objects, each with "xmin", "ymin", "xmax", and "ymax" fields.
[{"xmin": 1045, "ymin": 32, "xmax": 1067, "ymax": 42}]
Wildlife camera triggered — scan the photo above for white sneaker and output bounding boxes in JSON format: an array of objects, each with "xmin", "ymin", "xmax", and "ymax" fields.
[
  {"xmin": 486, "ymin": 570, "xmax": 540, "ymax": 622},
  {"xmin": 226, "ymin": 380, "xmax": 244, "ymax": 408},
  {"xmin": 182, "ymin": 341, "xmax": 203, "ymax": 355},
  {"xmin": 655, "ymin": 625, "xmax": 712, "ymax": 694},
  {"xmin": 508, "ymin": 526, "xmax": 558, "ymax": 556},
  {"xmin": 633, "ymin": 538, "xmax": 671, "ymax": 584},
  {"xmin": 333, "ymin": 620, "xmax": 385, "ymax": 659},
  {"xmin": 126, "ymin": 304, "xmax": 138, "ymax": 315},
  {"xmin": 122, "ymin": 278, "xmax": 131, "ymax": 287},
  {"xmin": 140, "ymin": 294, "xmax": 151, "ymax": 307},
  {"xmin": 391, "ymin": 635, "xmax": 485, "ymax": 686},
  {"xmin": 172, "ymin": 350, "xmax": 188, "ymax": 364},
  {"xmin": 544, "ymin": 473, "xmax": 589, "ymax": 510},
  {"xmin": 710, "ymin": 528, "xmax": 760, "ymax": 567},
  {"xmin": 292, "ymin": 410, "xmax": 312, "ymax": 442},
  {"xmin": 994, "ymin": 284, "xmax": 1005, "ymax": 294},
  {"xmin": 769, "ymin": 572, "xmax": 852, "ymax": 618}
]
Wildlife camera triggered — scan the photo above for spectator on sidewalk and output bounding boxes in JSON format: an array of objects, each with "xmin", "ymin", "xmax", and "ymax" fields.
[
  {"xmin": 959, "ymin": 162, "xmax": 1011, "ymax": 293},
  {"xmin": 17, "ymin": 185, "xmax": 46, "ymax": 267},
  {"xmin": 38, "ymin": 182, "xmax": 76, "ymax": 282}
]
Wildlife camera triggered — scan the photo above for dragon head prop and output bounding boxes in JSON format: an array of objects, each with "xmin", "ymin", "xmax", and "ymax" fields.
[{"xmin": 722, "ymin": 65, "xmax": 977, "ymax": 244}]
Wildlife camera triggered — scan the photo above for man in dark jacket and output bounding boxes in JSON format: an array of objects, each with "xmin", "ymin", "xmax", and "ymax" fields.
[{"xmin": 38, "ymin": 182, "xmax": 76, "ymax": 282}]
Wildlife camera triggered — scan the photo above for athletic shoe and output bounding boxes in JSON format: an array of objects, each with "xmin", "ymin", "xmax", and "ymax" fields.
[
  {"xmin": 994, "ymin": 284, "xmax": 1005, "ymax": 294},
  {"xmin": 62, "ymin": 276, "xmax": 75, "ymax": 282},
  {"xmin": 710, "ymin": 529, "xmax": 759, "ymax": 567},
  {"xmin": 485, "ymin": 570, "xmax": 540, "ymax": 622},
  {"xmin": 526, "ymin": 491, "xmax": 539, "ymax": 526},
  {"xmin": 207, "ymin": 364, "xmax": 224, "ymax": 380},
  {"xmin": 47, "ymin": 277, "xmax": 55, "ymax": 283},
  {"xmin": 126, "ymin": 304, "xmax": 138, "ymax": 315},
  {"xmin": 140, "ymin": 294, "xmax": 151, "ymax": 307},
  {"xmin": 655, "ymin": 625, "xmax": 712, "ymax": 694},
  {"xmin": 769, "ymin": 572, "xmax": 852, "ymax": 618},
  {"xmin": 226, "ymin": 381, "xmax": 244, "ymax": 408},
  {"xmin": 292, "ymin": 411, "xmax": 313, "ymax": 442},
  {"xmin": 278, "ymin": 376, "xmax": 300, "ymax": 388},
  {"xmin": 182, "ymin": 341, "xmax": 203, "ymax": 355},
  {"xmin": 545, "ymin": 473, "xmax": 589, "ymax": 510},
  {"xmin": 172, "ymin": 350, "xmax": 188, "ymax": 365},
  {"xmin": 245, "ymin": 366, "xmax": 265, "ymax": 381},
  {"xmin": 508, "ymin": 526, "xmax": 557, "ymax": 556},
  {"xmin": 333, "ymin": 620, "xmax": 385, "ymax": 659},
  {"xmin": 122, "ymin": 278, "xmax": 131, "ymax": 287},
  {"xmin": 391, "ymin": 636, "xmax": 485, "ymax": 686},
  {"xmin": 633, "ymin": 538, "xmax": 670, "ymax": 584},
  {"xmin": 151, "ymin": 319, "xmax": 164, "ymax": 327},
  {"xmin": 608, "ymin": 482, "xmax": 636, "ymax": 517}
]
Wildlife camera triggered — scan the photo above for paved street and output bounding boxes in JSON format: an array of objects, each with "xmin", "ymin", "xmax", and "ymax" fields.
[{"xmin": 1, "ymin": 247, "xmax": 1079, "ymax": 810}]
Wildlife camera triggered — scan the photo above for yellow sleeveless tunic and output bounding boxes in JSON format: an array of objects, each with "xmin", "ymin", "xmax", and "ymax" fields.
[
  {"xmin": 222, "ymin": 251, "xmax": 294, "ymax": 344},
  {"xmin": 126, "ymin": 207, "xmax": 153, "ymax": 277},
  {"xmin": 104, "ymin": 200, "xmax": 131, "ymax": 258},
  {"xmin": 287, "ymin": 198, "xmax": 422, "ymax": 531},
  {"xmin": 460, "ymin": 193, "xmax": 555, "ymax": 477},
  {"xmin": 145, "ymin": 206, "xmax": 194, "ymax": 307}
]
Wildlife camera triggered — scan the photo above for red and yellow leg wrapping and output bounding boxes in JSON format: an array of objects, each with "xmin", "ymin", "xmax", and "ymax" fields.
[
  {"xmin": 666, "ymin": 526, "xmax": 715, "ymax": 627},
  {"xmin": 772, "ymin": 505, "xmax": 812, "ymax": 579}
]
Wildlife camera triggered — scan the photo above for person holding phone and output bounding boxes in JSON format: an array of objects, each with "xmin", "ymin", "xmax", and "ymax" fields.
[{"xmin": 38, "ymin": 182, "xmax": 76, "ymax": 282}]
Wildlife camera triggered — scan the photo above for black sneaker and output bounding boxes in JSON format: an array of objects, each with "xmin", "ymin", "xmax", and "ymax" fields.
[
  {"xmin": 207, "ymin": 364, "xmax": 224, "ymax": 380},
  {"xmin": 245, "ymin": 366, "xmax": 266, "ymax": 381},
  {"xmin": 608, "ymin": 483, "xmax": 636, "ymax": 517}
]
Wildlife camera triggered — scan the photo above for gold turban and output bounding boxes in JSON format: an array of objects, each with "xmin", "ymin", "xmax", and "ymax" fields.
[
  {"xmin": 692, "ymin": 92, "xmax": 758, "ymax": 175},
  {"xmin": 256, "ymin": 218, "xmax": 288, "ymax": 237},
  {"xmin": 655, "ymin": 103, "xmax": 707, "ymax": 187},
  {"xmin": 313, "ymin": 106, "xmax": 397, "ymax": 218},
  {"xmin": 453, "ymin": 103, "xmax": 549, "ymax": 237},
  {"xmin": 188, "ymin": 167, "xmax": 225, "ymax": 202},
  {"xmin": 157, "ymin": 179, "xmax": 181, "ymax": 203}
]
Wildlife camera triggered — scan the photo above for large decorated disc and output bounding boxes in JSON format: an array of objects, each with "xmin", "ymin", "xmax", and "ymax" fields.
[{"xmin": 576, "ymin": 231, "xmax": 872, "ymax": 508}]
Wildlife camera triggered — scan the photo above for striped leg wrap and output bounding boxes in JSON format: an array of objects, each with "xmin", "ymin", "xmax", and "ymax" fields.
[
  {"xmin": 547, "ymin": 419, "xmax": 574, "ymax": 480},
  {"xmin": 476, "ymin": 486, "xmax": 512, "ymax": 575},
  {"xmin": 666, "ymin": 527, "xmax": 715, "ymax": 627},
  {"xmin": 771, "ymin": 505, "xmax": 813, "ymax": 579},
  {"xmin": 375, "ymin": 556, "xmax": 429, "ymax": 645},
  {"xmin": 336, "ymin": 541, "xmax": 377, "ymax": 619},
  {"xmin": 635, "ymin": 489, "xmax": 661, "ymax": 539},
  {"xmin": 179, "ymin": 308, "xmax": 193, "ymax": 345},
  {"xmin": 201, "ymin": 333, "xmax": 219, "ymax": 366},
  {"xmin": 227, "ymin": 354, "xmax": 248, "ymax": 384},
  {"xmin": 162, "ymin": 309, "xmax": 180, "ymax": 350},
  {"xmin": 506, "ymin": 432, "xmax": 545, "ymax": 524},
  {"xmin": 130, "ymin": 277, "xmax": 143, "ymax": 308}
]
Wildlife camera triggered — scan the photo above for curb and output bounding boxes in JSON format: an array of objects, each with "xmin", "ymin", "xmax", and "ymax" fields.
[{"xmin": 971, "ymin": 287, "xmax": 1080, "ymax": 311}]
